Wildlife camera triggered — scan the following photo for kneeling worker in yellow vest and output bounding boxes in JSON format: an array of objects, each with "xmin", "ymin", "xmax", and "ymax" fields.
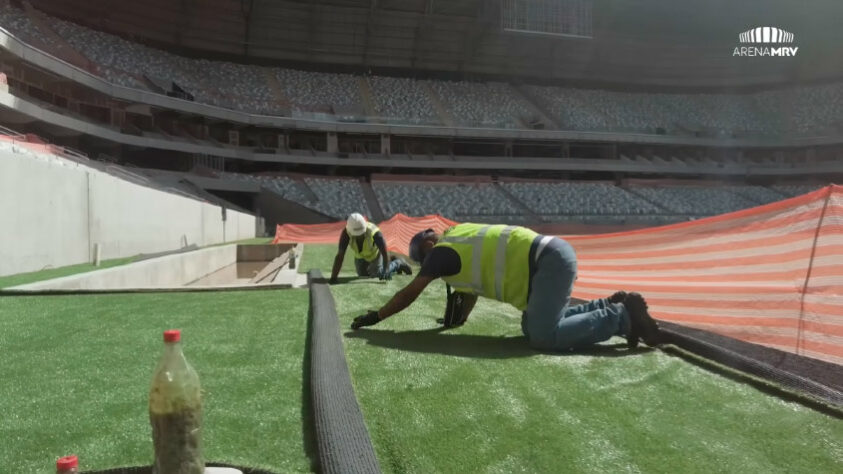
[
  {"xmin": 330, "ymin": 213, "xmax": 412, "ymax": 284},
  {"xmin": 351, "ymin": 223, "xmax": 660, "ymax": 352}
]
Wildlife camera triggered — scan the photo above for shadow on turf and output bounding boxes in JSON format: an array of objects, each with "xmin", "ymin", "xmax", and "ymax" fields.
[
  {"xmin": 345, "ymin": 327, "xmax": 652, "ymax": 359},
  {"xmin": 310, "ymin": 276, "xmax": 386, "ymax": 285},
  {"xmin": 301, "ymin": 295, "xmax": 319, "ymax": 472}
]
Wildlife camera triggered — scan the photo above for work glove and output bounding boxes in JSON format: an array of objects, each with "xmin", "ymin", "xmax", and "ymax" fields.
[
  {"xmin": 378, "ymin": 267, "xmax": 393, "ymax": 281},
  {"xmin": 437, "ymin": 285, "xmax": 468, "ymax": 328},
  {"xmin": 351, "ymin": 310, "xmax": 381, "ymax": 330}
]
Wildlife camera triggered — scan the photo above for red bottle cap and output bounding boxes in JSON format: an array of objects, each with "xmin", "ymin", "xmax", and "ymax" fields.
[
  {"xmin": 56, "ymin": 455, "xmax": 78, "ymax": 470},
  {"xmin": 163, "ymin": 329, "xmax": 181, "ymax": 342}
]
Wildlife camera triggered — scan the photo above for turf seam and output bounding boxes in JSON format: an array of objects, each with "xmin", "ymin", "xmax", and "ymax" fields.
[
  {"xmin": 659, "ymin": 321, "xmax": 843, "ymax": 412},
  {"xmin": 80, "ymin": 462, "xmax": 278, "ymax": 473},
  {"xmin": 307, "ymin": 269, "xmax": 381, "ymax": 474},
  {"xmin": 661, "ymin": 345, "xmax": 843, "ymax": 419},
  {"xmin": 0, "ymin": 285, "xmax": 292, "ymax": 296}
]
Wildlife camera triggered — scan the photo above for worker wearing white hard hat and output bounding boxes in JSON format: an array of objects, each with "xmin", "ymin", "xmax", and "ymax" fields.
[{"xmin": 330, "ymin": 213, "xmax": 412, "ymax": 284}]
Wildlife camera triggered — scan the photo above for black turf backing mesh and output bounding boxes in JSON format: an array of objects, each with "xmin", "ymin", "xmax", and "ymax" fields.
[
  {"xmin": 307, "ymin": 269, "xmax": 381, "ymax": 474},
  {"xmin": 658, "ymin": 320, "xmax": 843, "ymax": 408}
]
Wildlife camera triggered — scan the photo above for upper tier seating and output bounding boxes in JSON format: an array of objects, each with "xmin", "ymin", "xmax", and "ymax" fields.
[
  {"xmin": 429, "ymin": 81, "xmax": 533, "ymax": 128},
  {"xmin": 627, "ymin": 185, "xmax": 761, "ymax": 215},
  {"xmin": 2, "ymin": 3, "xmax": 842, "ymax": 134},
  {"xmin": 373, "ymin": 182, "xmax": 521, "ymax": 221},
  {"xmin": 502, "ymin": 182, "xmax": 663, "ymax": 216}
]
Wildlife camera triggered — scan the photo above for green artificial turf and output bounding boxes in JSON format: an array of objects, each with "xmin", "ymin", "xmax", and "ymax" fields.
[
  {"xmin": 208, "ymin": 237, "xmax": 274, "ymax": 247},
  {"xmin": 0, "ymin": 238, "xmax": 274, "ymax": 289},
  {"xmin": 300, "ymin": 245, "xmax": 843, "ymax": 473},
  {"xmin": 0, "ymin": 256, "xmax": 138, "ymax": 289},
  {"xmin": 0, "ymin": 289, "xmax": 314, "ymax": 473}
]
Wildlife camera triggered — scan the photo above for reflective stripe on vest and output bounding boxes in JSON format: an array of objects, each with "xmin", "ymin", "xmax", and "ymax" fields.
[
  {"xmin": 348, "ymin": 222, "xmax": 381, "ymax": 262},
  {"xmin": 436, "ymin": 223, "xmax": 537, "ymax": 310}
]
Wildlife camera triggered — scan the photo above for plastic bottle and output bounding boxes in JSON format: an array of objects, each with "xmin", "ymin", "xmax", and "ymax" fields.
[
  {"xmin": 149, "ymin": 329, "xmax": 203, "ymax": 474},
  {"xmin": 56, "ymin": 455, "xmax": 78, "ymax": 474}
]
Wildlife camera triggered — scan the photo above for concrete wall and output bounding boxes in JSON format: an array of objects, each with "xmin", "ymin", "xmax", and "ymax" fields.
[
  {"xmin": 255, "ymin": 189, "xmax": 333, "ymax": 234},
  {"xmin": 10, "ymin": 245, "xmax": 238, "ymax": 290},
  {"xmin": 0, "ymin": 148, "xmax": 255, "ymax": 276}
]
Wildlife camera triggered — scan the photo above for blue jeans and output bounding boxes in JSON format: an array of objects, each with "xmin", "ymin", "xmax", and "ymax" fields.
[
  {"xmin": 354, "ymin": 257, "xmax": 402, "ymax": 277},
  {"xmin": 520, "ymin": 238, "xmax": 630, "ymax": 351}
]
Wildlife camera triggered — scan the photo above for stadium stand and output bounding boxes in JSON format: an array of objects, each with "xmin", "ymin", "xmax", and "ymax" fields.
[
  {"xmin": 219, "ymin": 173, "xmax": 369, "ymax": 220},
  {"xmin": 220, "ymin": 172, "xmax": 310, "ymax": 202},
  {"xmin": 157, "ymin": 167, "xmax": 826, "ymax": 226},
  {"xmin": 771, "ymin": 183, "xmax": 826, "ymax": 197},
  {"xmin": 303, "ymin": 178, "xmax": 370, "ymax": 219},
  {"xmin": 524, "ymin": 85, "xmax": 769, "ymax": 134},
  {"xmin": 367, "ymin": 76, "xmax": 440, "ymax": 125},
  {"xmin": 275, "ymin": 68, "xmax": 362, "ymax": 115},
  {"xmin": 523, "ymin": 86, "xmax": 612, "ymax": 131},
  {"xmin": 754, "ymin": 83, "xmax": 843, "ymax": 135},
  {"xmin": 0, "ymin": 2, "xmax": 56, "ymax": 49},
  {"xmin": 501, "ymin": 181, "xmax": 663, "ymax": 216},
  {"xmin": 2, "ymin": 2, "xmax": 843, "ymax": 135},
  {"xmin": 428, "ymin": 81, "xmax": 533, "ymax": 129},
  {"xmin": 373, "ymin": 181, "xmax": 525, "ymax": 223},
  {"xmin": 626, "ymin": 184, "xmax": 763, "ymax": 215},
  {"xmin": 719, "ymin": 185, "xmax": 795, "ymax": 205}
]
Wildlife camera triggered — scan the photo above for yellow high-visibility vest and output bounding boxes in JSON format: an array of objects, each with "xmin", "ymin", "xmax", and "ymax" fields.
[
  {"xmin": 435, "ymin": 223, "xmax": 538, "ymax": 311},
  {"xmin": 347, "ymin": 222, "xmax": 381, "ymax": 262}
]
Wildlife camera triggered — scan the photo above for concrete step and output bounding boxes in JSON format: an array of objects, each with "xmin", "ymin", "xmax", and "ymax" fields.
[
  {"xmin": 23, "ymin": 2, "xmax": 97, "ymax": 74},
  {"xmin": 262, "ymin": 68, "xmax": 292, "ymax": 112},
  {"xmin": 360, "ymin": 180, "xmax": 386, "ymax": 221},
  {"xmin": 357, "ymin": 77, "xmax": 378, "ymax": 117},
  {"xmin": 421, "ymin": 81, "xmax": 455, "ymax": 126},
  {"xmin": 510, "ymin": 84, "xmax": 561, "ymax": 130},
  {"xmin": 494, "ymin": 182, "xmax": 543, "ymax": 224}
]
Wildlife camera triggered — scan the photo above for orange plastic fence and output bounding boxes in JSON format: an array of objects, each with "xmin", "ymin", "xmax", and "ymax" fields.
[
  {"xmin": 275, "ymin": 187, "xmax": 843, "ymax": 365},
  {"xmin": 273, "ymin": 213, "xmax": 457, "ymax": 254}
]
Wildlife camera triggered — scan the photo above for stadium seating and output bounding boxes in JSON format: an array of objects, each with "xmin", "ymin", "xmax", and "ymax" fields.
[
  {"xmin": 302, "ymin": 178, "xmax": 370, "ymax": 219},
  {"xmin": 373, "ymin": 182, "xmax": 521, "ymax": 221},
  {"xmin": 626, "ymin": 185, "xmax": 762, "ymax": 215},
  {"xmin": 368, "ymin": 76, "xmax": 440, "ymax": 125},
  {"xmin": 428, "ymin": 81, "xmax": 532, "ymax": 128},
  {"xmin": 524, "ymin": 85, "xmax": 770, "ymax": 134},
  {"xmin": 3, "ymin": 3, "xmax": 843, "ymax": 134},
  {"xmin": 218, "ymin": 170, "xmax": 823, "ymax": 224},
  {"xmin": 502, "ymin": 182, "xmax": 662, "ymax": 216},
  {"xmin": 218, "ymin": 173, "xmax": 369, "ymax": 219},
  {"xmin": 770, "ymin": 184, "xmax": 825, "ymax": 197},
  {"xmin": 718, "ymin": 185, "xmax": 792, "ymax": 205},
  {"xmin": 275, "ymin": 69, "xmax": 362, "ymax": 114},
  {"xmin": 0, "ymin": 3, "xmax": 58, "ymax": 49}
]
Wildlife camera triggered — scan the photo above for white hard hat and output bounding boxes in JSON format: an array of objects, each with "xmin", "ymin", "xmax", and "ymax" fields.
[{"xmin": 346, "ymin": 213, "xmax": 367, "ymax": 236}]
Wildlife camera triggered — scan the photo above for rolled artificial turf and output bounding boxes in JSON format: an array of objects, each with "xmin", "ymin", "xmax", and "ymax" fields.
[
  {"xmin": 307, "ymin": 270, "xmax": 381, "ymax": 474},
  {"xmin": 302, "ymin": 244, "xmax": 843, "ymax": 473},
  {"xmin": 0, "ymin": 289, "xmax": 314, "ymax": 473}
]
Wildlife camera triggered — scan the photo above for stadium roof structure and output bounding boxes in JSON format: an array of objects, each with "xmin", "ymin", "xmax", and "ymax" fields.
[{"xmin": 26, "ymin": 0, "xmax": 843, "ymax": 87}]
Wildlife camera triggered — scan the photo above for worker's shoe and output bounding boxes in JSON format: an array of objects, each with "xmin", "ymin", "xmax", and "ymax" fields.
[
  {"xmin": 624, "ymin": 292, "xmax": 660, "ymax": 349},
  {"xmin": 395, "ymin": 258, "xmax": 413, "ymax": 276},
  {"xmin": 608, "ymin": 291, "xmax": 627, "ymax": 304}
]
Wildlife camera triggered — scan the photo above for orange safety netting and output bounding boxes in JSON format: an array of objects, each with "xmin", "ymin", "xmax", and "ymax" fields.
[
  {"xmin": 273, "ymin": 213, "xmax": 458, "ymax": 254},
  {"xmin": 275, "ymin": 186, "xmax": 843, "ymax": 365}
]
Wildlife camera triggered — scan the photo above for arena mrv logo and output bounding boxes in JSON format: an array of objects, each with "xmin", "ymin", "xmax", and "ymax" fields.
[{"xmin": 732, "ymin": 27, "xmax": 799, "ymax": 57}]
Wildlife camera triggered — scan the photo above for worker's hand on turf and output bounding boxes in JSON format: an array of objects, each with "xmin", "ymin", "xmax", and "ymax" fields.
[
  {"xmin": 351, "ymin": 310, "xmax": 381, "ymax": 330},
  {"xmin": 378, "ymin": 268, "xmax": 392, "ymax": 281}
]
